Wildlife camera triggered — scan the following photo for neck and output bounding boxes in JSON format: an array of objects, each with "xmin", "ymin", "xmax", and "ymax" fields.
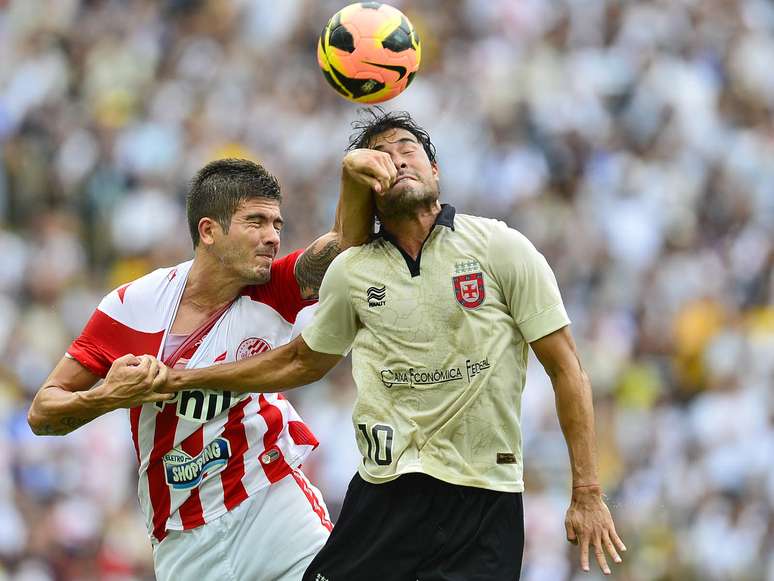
[
  {"xmin": 184, "ymin": 252, "xmax": 246, "ymax": 312},
  {"xmin": 379, "ymin": 201, "xmax": 442, "ymax": 259}
]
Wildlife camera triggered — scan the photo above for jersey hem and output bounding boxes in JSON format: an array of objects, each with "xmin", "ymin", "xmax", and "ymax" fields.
[
  {"xmin": 356, "ymin": 465, "xmax": 525, "ymax": 494},
  {"xmin": 65, "ymin": 350, "xmax": 107, "ymax": 378},
  {"xmin": 518, "ymin": 302, "xmax": 570, "ymax": 343},
  {"xmin": 300, "ymin": 328, "xmax": 352, "ymax": 356}
]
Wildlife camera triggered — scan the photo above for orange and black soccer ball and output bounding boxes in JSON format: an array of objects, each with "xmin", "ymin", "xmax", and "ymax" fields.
[{"xmin": 317, "ymin": 2, "xmax": 421, "ymax": 103}]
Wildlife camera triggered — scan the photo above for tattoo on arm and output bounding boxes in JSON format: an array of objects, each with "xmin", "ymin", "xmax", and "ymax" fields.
[
  {"xmin": 36, "ymin": 416, "xmax": 92, "ymax": 436},
  {"xmin": 295, "ymin": 237, "xmax": 342, "ymax": 299}
]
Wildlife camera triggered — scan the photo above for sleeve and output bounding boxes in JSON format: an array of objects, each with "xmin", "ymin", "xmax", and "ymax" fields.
[
  {"xmin": 301, "ymin": 253, "xmax": 359, "ymax": 356},
  {"xmin": 245, "ymin": 249, "xmax": 315, "ymax": 324},
  {"xmin": 488, "ymin": 222, "xmax": 570, "ymax": 343},
  {"xmin": 67, "ymin": 308, "xmax": 121, "ymax": 378}
]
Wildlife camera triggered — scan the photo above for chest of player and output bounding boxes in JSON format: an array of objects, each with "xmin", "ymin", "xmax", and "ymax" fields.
[
  {"xmin": 351, "ymin": 234, "xmax": 511, "ymax": 345},
  {"xmin": 154, "ymin": 296, "xmax": 294, "ymax": 423}
]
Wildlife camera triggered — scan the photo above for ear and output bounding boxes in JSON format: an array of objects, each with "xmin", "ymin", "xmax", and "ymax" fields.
[
  {"xmin": 431, "ymin": 161, "xmax": 440, "ymax": 181},
  {"xmin": 198, "ymin": 217, "xmax": 221, "ymax": 246}
]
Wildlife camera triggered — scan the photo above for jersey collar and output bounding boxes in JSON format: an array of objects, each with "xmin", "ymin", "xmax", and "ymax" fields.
[
  {"xmin": 375, "ymin": 203, "xmax": 456, "ymax": 238},
  {"xmin": 375, "ymin": 204, "xmax": 456, "ymax": 278}
]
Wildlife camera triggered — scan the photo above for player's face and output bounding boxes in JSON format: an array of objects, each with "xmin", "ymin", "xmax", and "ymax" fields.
[
  {"xmin": 370, "ymin": 128, "xmax": 440, "ymax": 218},
  {"xmin": 211, "ymin": 198, "xmax": 282, "ymax": 285}
]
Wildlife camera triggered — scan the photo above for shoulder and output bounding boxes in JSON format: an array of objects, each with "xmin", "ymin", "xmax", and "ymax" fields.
[
  {"xmin": 330, "ymin": 243, "xmax": 374, "ymax": 270},
  {"xmin": 454, "ymin": 213, "xmax": 523, "ymax": 241},
  {"xmin": 97, "ymin": 262, "xmax": 189, "ymax": 329},
  {"xmin": 452, "ymin": 213, "xmax": 530, "ymax": 250},
  {"xmin": 454, "ymin": 214, "xmax": 541, "ymax": 266}
]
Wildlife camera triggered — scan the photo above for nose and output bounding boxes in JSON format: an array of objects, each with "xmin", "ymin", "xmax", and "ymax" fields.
[
  {"xmin": 264, "ymin": 225, "xmax": 280, "ymax": 248},
  {"xmin": 389, "ymin": 152, "xmax": 407, "ymax": 170}
]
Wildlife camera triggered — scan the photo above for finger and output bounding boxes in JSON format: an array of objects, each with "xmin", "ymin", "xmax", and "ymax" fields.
[
  {"xmin": 593, "ymin": 534, "xmax": 611, "ymax": 575},
  {"xmin": 565, "ymin": 520, "xmax": 577, "ymax": 544},
  {"xmin": 377, "ymin": 155, "xmax": 398, "ymax": 183},
  {"xmin": 603, "ymin": 530, "xmax": 622, "ymax": 564},
  {"xmin": 368, "ymin": 164, "xmax": 393, "ymax": 193},
  {"xmin": 386, "ymin": 159, "xmax": 398, "ymax": 182},
  {"xmin": 145, "ymin": 357, "xmax": 159, "ymax": 380},
  {"xmin": 134, "ymin": 355, "xmax": 152, "ymax": 370},
  {"xmin": 356, "ymin": 170, "xmax": 384, "ymax": 193},
  {"xmin": 580, "ymin": 534, "xmax": 590, "ymax": 572},
  {"xmin": 143, "ymin": 392, "xmax": 174, "ymax": 403},
  {"xmin": 152, "ymin": 363, "xmax": 169, "ymax": 390},
  {"xmin": 610, "ymin": 527, "xmax": 627, "ymax": 552}
]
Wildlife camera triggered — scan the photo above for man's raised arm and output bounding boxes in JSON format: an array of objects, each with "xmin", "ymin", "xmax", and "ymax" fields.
[
  {"xmin": 163, "ymin": 335, "xmax": 342, "ymax": 395},
  {"xmin": 295, "ymin": 149, "xmax": 395, "ymax": 299}
]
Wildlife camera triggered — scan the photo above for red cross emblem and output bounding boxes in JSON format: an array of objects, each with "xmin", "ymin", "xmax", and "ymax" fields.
[{"xmin": 452, "ymin": 272, "xmax": 485, "ymax": 309}]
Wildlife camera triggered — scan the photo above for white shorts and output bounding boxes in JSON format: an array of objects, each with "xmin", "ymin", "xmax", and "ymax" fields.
[{"xmin": 153, "ymin": 470, "xmax": 332, "ymax": 581}]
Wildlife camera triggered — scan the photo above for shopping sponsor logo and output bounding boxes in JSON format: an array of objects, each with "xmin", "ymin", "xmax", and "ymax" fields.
[
  {"xmin": 366, "ymin": 285, "xmax": 386, "ymax": 307},
  {"xmin": 163, "ymin": 437, "xmax": 231, "ymax": 490}
]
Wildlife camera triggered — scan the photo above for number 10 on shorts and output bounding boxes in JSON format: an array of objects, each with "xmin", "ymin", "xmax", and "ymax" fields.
[{"xmin": 357, "ymin": 423, "xmax": 394, "ymax": 466}]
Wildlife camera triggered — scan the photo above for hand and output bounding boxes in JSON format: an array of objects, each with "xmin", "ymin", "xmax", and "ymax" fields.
[
  {"xmin": 96, "ymin": 354, "xmax": 172, "ymax": 409},
  {"xmin": 342, "ymin": 149, "xmax": 398, "ymax": 194},
  {"xmin": 565, "ymin": 486, "xmax": 626, "ymax": 575}
]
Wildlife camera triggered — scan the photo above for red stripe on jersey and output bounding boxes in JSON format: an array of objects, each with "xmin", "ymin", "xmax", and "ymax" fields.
[
  {"xmin": 130, "ymin": 406, "xmax": 142, "ymax": 463},
  {"xmin": 149, "ymin": 405, "xmax": 179, "ymax": 542},
  {"xmin": 288, "ymin": 420, "xmax": 319, "ymax": 448},
  {"xmin": 257, "ymin": 395, "xmax": 292, "ymax": 483},
  {"xmin": 117, "ymin": 283, "xmax": 131, "ymax": 303},
  {"xmin": 220, "ymin": 398, "xmax": 252, "ymax": 511},
  {"xmin": 68, "ymin": 310, "xmax": 165, "ymax": 377},
  {"xmin": 291, "ymin": 471, "xmax": 333, "ymax": 532},
  {"xmin": 178, "ymin": 427, "xmax": 205, "ymax": 530}
]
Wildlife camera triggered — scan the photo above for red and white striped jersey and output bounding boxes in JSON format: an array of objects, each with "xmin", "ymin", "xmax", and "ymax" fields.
[{"xmin": 67, "ymin": 250, "xmax": 320, "ymax": 542}]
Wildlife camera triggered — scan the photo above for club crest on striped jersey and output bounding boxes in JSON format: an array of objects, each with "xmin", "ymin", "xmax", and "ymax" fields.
[
  {"xmin": 163, "ymin": 437, "xmax": 231, "ymax": 490},
  {"xmin": 237, "ymin": 337, "xmax": 272, "ymax": 360},
  {"xmin": 453, "ymin": 272, "xmax": 485, "ymax": 309}
]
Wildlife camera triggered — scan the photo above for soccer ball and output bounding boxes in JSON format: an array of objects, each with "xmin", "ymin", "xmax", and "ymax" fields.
[{"xmin": 317, "ymin": 2, "xmax": 421, "ymax": 103}]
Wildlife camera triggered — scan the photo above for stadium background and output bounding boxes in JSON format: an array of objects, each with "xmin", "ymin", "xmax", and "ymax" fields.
[{"xmin": 1, "ymin": 0, "xmax": 772, "ymax": 579}]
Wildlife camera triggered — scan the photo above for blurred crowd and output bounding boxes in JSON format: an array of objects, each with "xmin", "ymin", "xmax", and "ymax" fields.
[{"xmin": 1, "ymin": 0, "xmax": 772, "ymax": 579}]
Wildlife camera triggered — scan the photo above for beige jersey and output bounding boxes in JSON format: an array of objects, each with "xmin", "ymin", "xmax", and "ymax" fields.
[{"xmin": 302, "ymin": 205, "xmax": 570, "ymax": 492}]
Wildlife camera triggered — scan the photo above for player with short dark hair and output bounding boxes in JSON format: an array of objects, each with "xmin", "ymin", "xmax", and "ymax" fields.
[
  {"xmin": 186, "ymin": 157, "xmax": 283, "ymax": 247},
  {"xmin": 159, "ymin": 111, "xmax": 626, "ymax": 580},
  {"xmin": 27, "ymin": 156, "xmax": 377, "ymax": 581}
]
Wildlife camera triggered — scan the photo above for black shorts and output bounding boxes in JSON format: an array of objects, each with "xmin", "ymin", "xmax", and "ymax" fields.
[{"xmin": 303, "ymin": 473, "xmax": 524, "ymax": 581}]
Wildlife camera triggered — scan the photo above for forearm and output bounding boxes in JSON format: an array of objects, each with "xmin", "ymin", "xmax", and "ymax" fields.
[
  {"xmin": 167, "ymin": 336, "xmax": 333, "ymax": 394},
  {"xmin": 552, "ymin": 367, "xmax": 600, "ymax": 487},
  {"xmin": 336, "ymin": 172, "xmax": 375, "ymax": 248},
  {"xmin": 28, "ymin": 386, "xmax": 112, "ymax": 436}
]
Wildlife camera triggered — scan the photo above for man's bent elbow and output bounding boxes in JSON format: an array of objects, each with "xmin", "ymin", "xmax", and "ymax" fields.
[{"xmin": 27, "ymin": 406, "xmax": 52, "ymax": 436}]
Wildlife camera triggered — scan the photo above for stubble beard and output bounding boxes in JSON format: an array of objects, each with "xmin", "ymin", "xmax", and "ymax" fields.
[
  {"xmin": 214, "ymin": 245, "xmax": 272, "ymax": 286},
  {"xmin": 378, "ymin": 181, "xmax": 440, "ymax": 220}
]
